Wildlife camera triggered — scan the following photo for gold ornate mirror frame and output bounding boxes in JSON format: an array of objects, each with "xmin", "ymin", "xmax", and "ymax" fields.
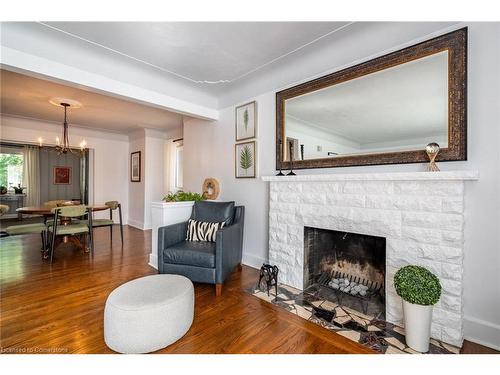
[{"xmin": 276, "ymin": 28, "xmax": 467, "ymax": 170}]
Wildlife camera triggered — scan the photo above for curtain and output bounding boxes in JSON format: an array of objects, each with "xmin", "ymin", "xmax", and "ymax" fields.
[
  {"xmin": 163, "ymin": 139, "xmax": 183, "ymax": 194},
  {"xmin": 22, "ymin": 145, "xmax": 40, "ymax": 207}
]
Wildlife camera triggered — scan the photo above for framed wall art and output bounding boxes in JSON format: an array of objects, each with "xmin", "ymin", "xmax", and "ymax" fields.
[
  {"xmin": 130, "ymin": 151, "xmax": 141, "ymax": 182},
  {"xmin": 53, "ymin": 166, "xmax": 72, "ymax": 185},
  {"xmin": 235, "ymin": 141, "xmax": 256, "ymax": 178},
  {"xmin": 235, "ymin": 101, "xmax": 257, "ymax": 141}
]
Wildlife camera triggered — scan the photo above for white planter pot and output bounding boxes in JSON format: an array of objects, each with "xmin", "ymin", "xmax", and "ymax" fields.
[
  {"xmin": 402, "ymin": 300, "xmax": 433, "ymax": 352},
  {"xmin": 149, "ymin": 201, "xmax": 195, "ymax": 269}
]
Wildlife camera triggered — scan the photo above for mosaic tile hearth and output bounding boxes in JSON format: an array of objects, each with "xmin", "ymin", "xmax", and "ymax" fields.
[{"xmin": 247, "ymin": 283, "xmax": 460, "ymax": 354}]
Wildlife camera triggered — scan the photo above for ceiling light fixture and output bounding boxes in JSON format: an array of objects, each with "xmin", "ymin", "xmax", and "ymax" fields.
[
  {"xmin": 37, "ymin": 98, "xmax": 88, "ymax": 155},
  {"xmin": 56, "ymin": 102, "xmax": 74, "ymax": 154}
]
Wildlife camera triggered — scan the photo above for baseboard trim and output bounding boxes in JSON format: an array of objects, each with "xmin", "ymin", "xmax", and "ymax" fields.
[
  {"xmin": 127, "ymin": 219, "xmax": 144, "ymax": 230},
  {"xmin": 242, "ymin": 253, "xmax": 266, "ymax": 270},
  {"xmin": 148, "ymin": 254, "xmax": 158, "ymax": 270},
  {"xmin": 464, "ymin": 315, "xmax": 500, "ymax": 351}
]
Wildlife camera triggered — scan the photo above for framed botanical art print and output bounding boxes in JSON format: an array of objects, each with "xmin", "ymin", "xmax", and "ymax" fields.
[
  {"xmin": 235, "ymin": 141, "xmax": 256, "ymax": 178},
  {"xmin": 130, "ymin": 151, "xmax": 141, "ymax": 182},
  {"xmin": 235, "ymin": 101, "xmax": 257, "ymax": 141},
  {"xmin": 53, "ymin": 166, "xmax": 71, "ymax": 185}
]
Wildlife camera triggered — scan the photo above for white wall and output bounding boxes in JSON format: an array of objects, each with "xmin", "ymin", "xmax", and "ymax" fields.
[
  {"xmin": 144, "ymin": 129, "xmax": 167, "ymax": 230},
  {"xmin": 127, "ymin": 130, "xmax": 146, "ymax": 229},
  {"xmin": 184, "ymin": 94, "xmax": 274, "ymax": 268},
  {"xmin": 128, "ymin": 128, "xmax": 181, "ymax": 230},
  {"xmin": 0, "ymin": 115, "xmax": 130, "ymax": 222},
  {"xmin": 183, "ymin": 23, "xmax": 500, "ymax": 349}
]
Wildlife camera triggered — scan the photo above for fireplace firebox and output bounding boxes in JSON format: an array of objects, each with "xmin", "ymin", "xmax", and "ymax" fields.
[{"xmin": 304, "ymin": 227, "xmax": 386, "ymax": 316}]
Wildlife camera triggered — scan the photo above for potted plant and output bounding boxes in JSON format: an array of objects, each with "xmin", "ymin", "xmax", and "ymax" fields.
[
  {"xmin": 162, "ymin": 191, "xmax": 205, "ymax": 202},
  {"xmin": 394, "ymin": 265, "xmax": 442, "ymax": 352}
]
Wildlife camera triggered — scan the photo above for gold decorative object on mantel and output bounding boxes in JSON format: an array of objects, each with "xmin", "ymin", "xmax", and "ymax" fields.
[
  {"xmin": 425, "ymin": 143, "xmax": 441, "ymax": 172},
  {"xmin": 202, "ymin": 178, "xmax": 220, "ymax": 200}
]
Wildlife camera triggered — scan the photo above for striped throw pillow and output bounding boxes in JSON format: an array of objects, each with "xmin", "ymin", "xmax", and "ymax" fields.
[{"xmin": 186, "ymin": 219, "xmax": 225, "ymax": 242}]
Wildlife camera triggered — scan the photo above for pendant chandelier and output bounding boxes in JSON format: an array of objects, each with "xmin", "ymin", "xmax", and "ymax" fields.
[
  {"xmin": 56, "ymin": 102, "xmax": 75, "ymax": 154},
  {"xmin": 37, "ymin": 98, "xmax": 88, "ymax": 155}
]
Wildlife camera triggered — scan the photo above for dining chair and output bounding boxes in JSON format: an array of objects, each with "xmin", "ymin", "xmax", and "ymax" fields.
[
  {"xmin": 91, "ymin": 201, "xmax": 123, "ymax": 245},
  {"xmin": 45, "ymin": 200, "xmax": 80, "ymax": 226},
  {"xmin": 48, "ymin": 205, "xmax": 93, "ymax": 263}
]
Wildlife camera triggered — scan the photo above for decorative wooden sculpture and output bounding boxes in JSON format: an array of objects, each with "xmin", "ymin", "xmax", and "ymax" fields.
[{"xmin": 202, "ymin": 178, "xmax": 220, "ymax": 200}]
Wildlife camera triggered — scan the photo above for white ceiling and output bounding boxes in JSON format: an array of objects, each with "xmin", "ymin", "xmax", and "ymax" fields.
[
  {"xmin": 286, "ymin": 51, "xmax": 449, "ymax": 145},
  {"xmin": 1, "ymin": 21, "xmax": 458, "ymax": 115},
  {"xmin": 42, "ymin": 22, "xmax": 348, "ymax": 84},
  {"xmin": 0, "ymin": 22, "xmax": 459, "ymax": 133},
  {"xmin": 0, "ymin": 69, "xmax": 184, "ymax": 132}
]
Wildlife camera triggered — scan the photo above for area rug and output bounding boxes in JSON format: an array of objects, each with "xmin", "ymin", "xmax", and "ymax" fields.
[{"xmin": 246, "ymin": 282, "xmax": 459, "ymax": 354}]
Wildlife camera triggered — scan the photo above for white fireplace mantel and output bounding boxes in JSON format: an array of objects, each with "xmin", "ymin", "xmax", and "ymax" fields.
[
  {"xmin": 262, "ymin": 170, "xmax": 479, "ymax": 182},
  {"xmin": 263, "ymin": 169, "xmax": 478, "ymax": 347}
]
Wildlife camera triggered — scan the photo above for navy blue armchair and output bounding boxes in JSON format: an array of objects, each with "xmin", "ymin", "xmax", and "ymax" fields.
[{"xmin": 158, "ymin": 201, "xmax": 244, "ymax": 296}]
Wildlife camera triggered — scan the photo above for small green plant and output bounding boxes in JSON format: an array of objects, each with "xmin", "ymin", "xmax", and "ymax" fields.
[
  {"xmin": 394, "ymin": 265, "xmax": 441, "ymax": 306},
  {"xmin": 162, "ymin": 191, "xmax": 206, "ymax": 202}
]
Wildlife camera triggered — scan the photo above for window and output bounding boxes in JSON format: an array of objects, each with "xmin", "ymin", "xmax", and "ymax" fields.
[
  {"xmin": 0, "ymin": 152, "xmax": 24, "ymax": 191},
  {"xmin": 174, "ymin": 143, "xmax": 183, "ymax": 190}
]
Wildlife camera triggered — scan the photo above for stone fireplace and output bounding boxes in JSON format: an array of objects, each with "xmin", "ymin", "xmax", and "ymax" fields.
[
  {"xmin": 304, "ymin": 227, "xmax": 386, "ymax": 317},
  {"xmin": 263, "ymin": 171, "xmax": 478, "ymax": 347},
  {"xmin": 304, "ymin": 227, "xmax": 386, "ymax": 290}
]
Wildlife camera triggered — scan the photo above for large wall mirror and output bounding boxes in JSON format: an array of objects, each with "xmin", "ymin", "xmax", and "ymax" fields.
[{"xmin": 276, "ymin": 28, "xmax": 467, "ymax": 170}]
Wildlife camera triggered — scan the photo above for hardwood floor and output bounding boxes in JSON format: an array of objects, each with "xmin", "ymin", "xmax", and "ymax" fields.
[{"xmin": 0, "ymin": 226, "xmax": 497, "ymax": 354}]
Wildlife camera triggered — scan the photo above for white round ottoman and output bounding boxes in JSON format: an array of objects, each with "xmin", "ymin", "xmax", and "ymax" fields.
[{"xmin": 104, "ymin": 274, "xmax": 194, "ymax": 353}]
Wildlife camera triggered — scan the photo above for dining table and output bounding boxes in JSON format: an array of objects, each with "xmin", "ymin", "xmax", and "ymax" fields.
[
  {"xmin": 17, "ymin": 204, "xmax": 109, "ymax": 217},
  {"xmin": 17, "ymin": 203, "xmax": 109, "ymax": 258}
]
